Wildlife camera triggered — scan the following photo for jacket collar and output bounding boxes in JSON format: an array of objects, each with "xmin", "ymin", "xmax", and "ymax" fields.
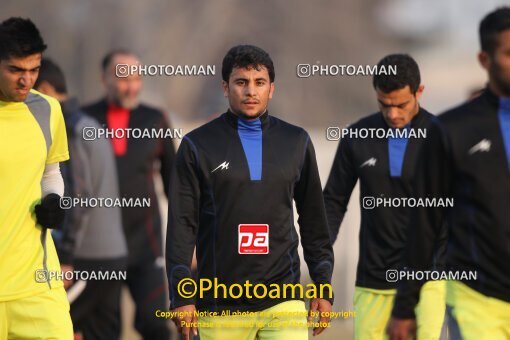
[{"xmin": 223, "ymin": 109, "xmax": 271, "ymax": 130}]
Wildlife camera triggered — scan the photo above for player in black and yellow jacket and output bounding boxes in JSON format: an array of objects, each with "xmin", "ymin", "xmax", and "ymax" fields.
[
  {"xmin": 166, "ymin": 45, "xmax": 334, "ymax": 340},
  {"xmin": 388, "ymin": 7, "xmax": 510, "ymax": 340},
  {"xmin": 324, "ymin": 54, "xmax": 447, "ymax": 340}
]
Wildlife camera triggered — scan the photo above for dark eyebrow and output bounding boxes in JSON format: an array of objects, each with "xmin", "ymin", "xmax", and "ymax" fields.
[
  {"xmin": 232, "ymin": 77, "xmax": 249, "ymax": 82},
  {"xmin": 396, "ymin": 100, "xmax": 410, "ymax": 107},
  {"xmin": 7, "ymin": 64, "xmax": 40, "ymax": 72},
  {"xmin": 377, "ymin": 100, "xmax": 391, "ymax": 107},
  {"xmin": 232, "ymin": 76, "xmax": 269, "ymax": 83},
  {"xmin": 378, "ymin": 99, "xmax": 409, "ymax": 107}
]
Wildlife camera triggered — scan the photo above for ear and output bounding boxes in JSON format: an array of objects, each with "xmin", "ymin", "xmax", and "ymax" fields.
[
  {"xmin": 222, "ymin": 80, "xmax": 229, "ymax": 98},
  {"xmin": 478, "ymin": 51, "xmax": 491, "ymax": 71},
  {"xmin": 415, "ymin": 84, "xmax": 425, "ymax": 101},
  {"xmin": 268, "ymin": 82, "xmax": 275, "ymax": 100}
]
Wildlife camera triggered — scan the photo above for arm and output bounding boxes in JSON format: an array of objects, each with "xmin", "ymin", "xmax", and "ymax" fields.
[
  {"xmin": 36, "ymin": 97, "xmax": 69, "ymax": 230},
  {"xmin": 295, "ymin": 135, "xmax": 335, "ymax": 336},
  {"xmin": 53, "ymin": 159, "xmax": 77, "ymax": 265},
  {"xmin": 323, "ymin": 135, "xmax": 358, "ymax": 243},
  {"xmin": 55, "ymin": 123, "xmax": 92, "ymax": 265},
  {"xmin": 41, "ymin": 162, "xmax": 65, "ymax": 197},
  {"xmin": 35, "ymin": 163, "xmax": 66, "ymax": 230},
  {"xmin": 391, "ymin": 121, "xmax": 453, "ymax": 319},
  {"xmin": 166, "ymin": 137, "xmax": 201, "ymax": 309},
  {"xmin": 295, "ymin": 134, "xmax": 334, "ymax": 293},
  {"xmin": 166, "ymin": 137, "xmax": 201, "ymax": 339}
]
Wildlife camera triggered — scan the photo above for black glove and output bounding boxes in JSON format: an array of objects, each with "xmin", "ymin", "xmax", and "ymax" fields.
[{"xmin": 35, "ymin": 193, "xmax": 65, "ymax": 229}]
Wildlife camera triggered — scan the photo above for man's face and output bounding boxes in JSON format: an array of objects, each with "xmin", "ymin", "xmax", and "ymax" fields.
[
  {"xmin": 376, "ymin": 85, "xmax": 423, "ymax": 129},
  {"xmin": 102, "ymin": 53, "xmax": 142, "ymax": 109},
  {"xmin": 222, "ymin": 65, "xmax": 274, "ymax": 120},
  {"xmin": 484, "ymin": 30, "xmax": 510, "ymax": 97},
  {"xmin": 0, "ymin": 53, "xmax": 41, "ymax": 102}
]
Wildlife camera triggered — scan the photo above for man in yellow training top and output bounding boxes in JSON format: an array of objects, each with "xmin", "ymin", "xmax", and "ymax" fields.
[{"xmin": 0, "ymin": 17, "xmax": 73, "ymax": 339}]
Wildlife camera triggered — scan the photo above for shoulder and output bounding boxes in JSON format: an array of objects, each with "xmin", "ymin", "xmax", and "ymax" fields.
[
  {"xmin": 184, "ymin": 115, "xmax": 224, "ymax": 145},
  {"xmin": 136, "ymin": 103, "xmax": 167, "ymax": 119},
  {"xmin": 75, "ymin": 112, "xmax": 102, "ymax": 129},
  {"xmin": 438, "ymin": 95, "xmax": 488, "ymax": 126},
  {"xmin": 81, "ymin": 98, "xmax": 106, "ymax": 114},
  {"xmin": 269, "ymin": 115, "xmax": 310, "ymax": 142},
  {"xmin": 26, "ymin": 89, "xmax": 61, "ymax": 115}
]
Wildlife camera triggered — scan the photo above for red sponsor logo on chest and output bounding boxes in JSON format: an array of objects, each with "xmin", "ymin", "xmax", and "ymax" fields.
[{"xmin": 238, "ymin": 224, "xmax": 269, "ymax": 254}]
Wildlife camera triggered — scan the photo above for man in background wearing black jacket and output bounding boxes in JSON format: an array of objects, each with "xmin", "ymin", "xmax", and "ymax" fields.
[
  {"xmin": 324, "ymin": 54, "xmax": 446, "ymax": 340},
  {"xmin": 388, "ymin": 7, "xmax": 510, "ymax": 340}
]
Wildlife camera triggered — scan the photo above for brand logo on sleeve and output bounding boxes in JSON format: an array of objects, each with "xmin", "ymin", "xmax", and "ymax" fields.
[
  {"xmin": 238, "ymin": 224, "xmax": 269, "ymax": 254},
  {"xmin": 469, "ymin": 139, "xmax": 491, "ymax": 154},
  {"xmin": 211, "ymin": 161, "xmax": 229, "ymax": 173}
]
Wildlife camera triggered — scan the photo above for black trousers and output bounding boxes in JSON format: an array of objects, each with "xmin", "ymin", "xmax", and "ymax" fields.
[
  {"xmin": 71, "ymin": 279, "xmax": 122, "ymax": 340},
  {"xmin": 70, "ymin": 260, "xmax": 174, "ymax": 340},
  {"xmin": 125, "ymin": 258, "xmax": 173, "ymax": 340}
]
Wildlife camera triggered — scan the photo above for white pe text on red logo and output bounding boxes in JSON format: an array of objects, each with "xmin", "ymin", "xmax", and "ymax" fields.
[{"xmin": 238, "ymin": 224, "xmax": 269, "ymax": 254}]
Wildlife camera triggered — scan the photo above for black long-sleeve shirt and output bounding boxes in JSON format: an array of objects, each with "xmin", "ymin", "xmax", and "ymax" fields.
[
  {"xmin": 324, "ymin": 108, "xmax": 447, "ymax": 290},
  {"xmin": 393, "ymin": 88, "xmax": 510, "ymax": 318},
  {"xmin": 166, "ymin": 111, "xmax": 334, "ymax": 312}
]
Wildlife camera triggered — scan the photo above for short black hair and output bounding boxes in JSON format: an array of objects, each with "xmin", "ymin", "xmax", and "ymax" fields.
[
  {"xmin": 222, "ymin": 45, "xmax": 275, "ymax": 82},
  {"xmin": 0, "ymin": 17, "xmax": 47, "ymax": 61},
  {"xmin": 35, "ymin": 58, "xmax": 67, "ymax": 94},
  {"xmin": 479, "ymin": 7, "xmax": 510, "ymax": 56},
  {"xmin": 372, "ymin": 54, "xmax": 420, "ymax": 94},
  {"xmin": 101, "ymin": 49, "xmax": 136, "ymax": 72}
]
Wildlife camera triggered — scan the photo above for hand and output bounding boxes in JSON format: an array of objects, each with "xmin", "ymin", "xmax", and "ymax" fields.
[
  {"xmin": 171, "ymin": 304, "xmax": 197, "ymax": 340},
  {"xmin": 35, "ymin": 193, "xmax": 65, "ymax": 229},
  {"xmin": 386, "ymin": 317, "xmax": 416, "ymax": 340},
  {"xmin": 308, "ymin": 298, "xmax": 332, "ymax": 336},
  {"xmin": 61, "ymin": 264, "xmax": 74, "ymax": 290}
]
